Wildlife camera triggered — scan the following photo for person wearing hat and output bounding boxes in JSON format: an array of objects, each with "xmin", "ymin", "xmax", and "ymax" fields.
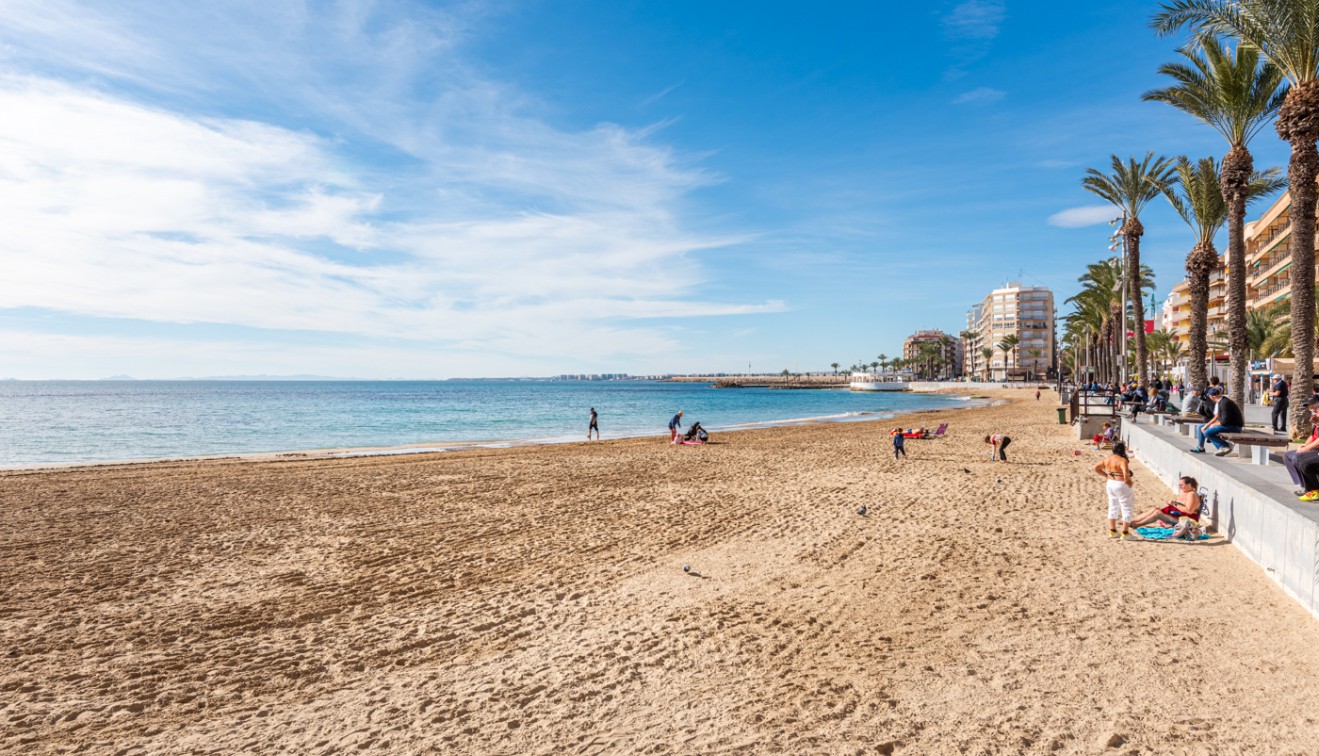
[
  {"xmin": 1270, "ymin": 373, "xmax": 1290, "ymax": 433},
  {"xmin": 1180, "ymin": 386, "xmax": 1204, "ymax": 418},
  {"xmin": 1191, "ymin": 386, "xmax": 1244, "ymax": 456},
  {"xmin": 1283, "ymin": 395, "xmax": 1319, "ymax": 500}
]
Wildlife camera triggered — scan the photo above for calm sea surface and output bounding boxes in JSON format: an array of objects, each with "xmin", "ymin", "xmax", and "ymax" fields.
[{"xmin": 0, "ymin": 380, "xmax": 969, "ymax": 467}]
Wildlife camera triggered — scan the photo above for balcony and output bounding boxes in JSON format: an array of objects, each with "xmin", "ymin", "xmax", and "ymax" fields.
[{"xmin": 1250, "ymin": 227, "xmax": 1291, "ymax": 259}]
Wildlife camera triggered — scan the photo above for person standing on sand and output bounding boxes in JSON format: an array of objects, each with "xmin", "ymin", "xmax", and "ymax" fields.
[
  {"xmin": 891, "ymin": 427, "xmax": 907, "ymax": 460},
  {"xmin": 588, "ymin": 407, "xmax": 599, "ymax": 441},
  {"xmin": 1035, "ymin": 389, "xmax": 1041, "ymax": 402},
  {"xmin": 984, "ymin": 433, "xmax": 1011, "ymax": 462},
  {"xmin": 668, "ymin": 410, "xmax": 683, "ymax": 444},
  {"xmin": 1094, "ymin": 441, "xmax": 1135, "ymax": 539}
]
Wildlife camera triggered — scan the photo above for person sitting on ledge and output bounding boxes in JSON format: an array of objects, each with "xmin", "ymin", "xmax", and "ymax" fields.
[
  {"xmin": 1130, "ymin": 476, "xmax": 1201, "ymax": 530},
  {"xmin": 1190, "ymin": 387, "xmax": 1243, "ymax": 457},
  {"xmin": 1180, "ymin": 386, "xmax": 1203, "ymax": 417},
  {"xmin": 1283, "ymin": 395, "xmax": 1319, "ymax": 501}
]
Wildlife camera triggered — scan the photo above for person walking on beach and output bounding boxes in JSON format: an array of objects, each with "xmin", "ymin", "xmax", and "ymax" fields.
[
  {"xmin": 668, "ymin": 410, "xmax": 683, "ymax": 445},
  {"xmin": 984, "ymin": 434, "xmax": 1011, "ymax": 462},
  {"xmin": 1095, "ymin": 441, "xmax": 1135, "ymax": 539},
  {"xmin": 1035, "ymin": 389, "xmax": 1041, "ymax": 402},
  {"xmin": 1270, "ymin": 373, "xmax": 1289, "ymax": 433},
  {"xmin": 891, "ymin": 427, "xmax": 907, "ymax": 460},
  {"xmin": 588, "ymin": 407, "xmax": 599, "ymax": 441}
]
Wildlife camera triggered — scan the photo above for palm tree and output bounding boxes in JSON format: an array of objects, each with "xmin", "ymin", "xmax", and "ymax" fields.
[
  {"xmin": 1082, "ymin": 153, "xmax": 1177, "ymax": 386},
  {"xmin": 870, "ymin": 360, "xmax": 880, "ymax": 376},
  {"xmin": 1144, "ymin": 30, "xmax": 1286, "ymax": 407},
  {"xmin": 1162, "ymin": 155, "xmax": 1285, "ymax": 393},
  {"xmin": 830, "ymin": 362, "xmax": 840, "ymax": 376},
  {"xmin": 980, "ymin": 346, "xmax": 995, "ymax": 381},
  {"xmin": 1067, "ymin": 260, "xmax": 1124, "ymax": 383},
  {"xmin": 998, "ymin": 334, "xmax": 1021, "ymax": 380},
  {"xmin": 1154, "ymin": 1, "xmax": 1319, "ymax": 436},
  {"xmin": 877, "ymin": 353, "xmax": 888, "ymax": 376}
]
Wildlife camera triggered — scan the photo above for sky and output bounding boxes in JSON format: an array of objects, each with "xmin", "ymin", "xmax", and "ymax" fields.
[{"xmin": 0, "ymin": 0, "xmax": 1298, "ymax": 379}]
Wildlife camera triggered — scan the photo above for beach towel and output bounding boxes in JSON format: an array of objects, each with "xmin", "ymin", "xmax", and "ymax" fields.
[{"xmin": 1135, "ymin": 526, "xmax": 1210, "ymax": 541}]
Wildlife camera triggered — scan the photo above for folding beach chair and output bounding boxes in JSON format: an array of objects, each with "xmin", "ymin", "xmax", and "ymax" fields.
[{"xmin": 932, "ymin": 423, "xmax": 949, "ymax": 439}]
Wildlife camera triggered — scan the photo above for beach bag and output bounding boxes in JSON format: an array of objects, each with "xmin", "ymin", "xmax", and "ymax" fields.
[{"xmin": 1172, "ymin": 516, "xmax": 1202, "ymax": 540}]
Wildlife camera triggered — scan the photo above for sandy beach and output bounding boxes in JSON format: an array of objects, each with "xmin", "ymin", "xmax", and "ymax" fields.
[{"xmin": 3, "ymin": 390, "xmax": 1318, "ymax": 754}]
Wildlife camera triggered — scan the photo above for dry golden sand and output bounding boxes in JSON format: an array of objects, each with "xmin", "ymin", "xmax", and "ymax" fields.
[{"xmin": 3, "ymin": 391, "xmax": 1318, "ymax": 755}]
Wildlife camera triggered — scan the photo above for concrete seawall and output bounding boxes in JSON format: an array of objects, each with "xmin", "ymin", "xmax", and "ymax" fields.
[{"xmin": 1122, "ymin": 420, "xmax": 1319, "ymax": 620}]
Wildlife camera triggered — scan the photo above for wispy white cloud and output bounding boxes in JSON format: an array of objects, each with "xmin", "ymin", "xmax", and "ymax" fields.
[
  {"xmin": 0, "ymin": 2, "xmax": 772, "ymax": 376},
  {"xmin": 940, "ymin": 0, "xmax": 1006, "ymax": 80},
  {"xmin": 640, "ymin": 80, "xmax": 684, "ymax": 108},
  {"xmin": 942, "ymin": 0, "xmax": 1006, "ymax": 42},
  {"xmin": 953, "ymin": 87, "xmax": 1005, "ymax": 105},
  {"xmin": 1048, "ymin": 205, "xmax": 1118, "ymax": 228}
]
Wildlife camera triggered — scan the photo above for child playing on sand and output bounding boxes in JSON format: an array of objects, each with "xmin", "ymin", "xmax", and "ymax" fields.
[
  {"xmin": 984, "ymin": 434, "xmax": 1011, "ymax": 462},
  {"xmin": 891, "ymin": 427, "xmax": 906, "ymax": 460},
  {"xmin": 1091, "ymin": 422, "xmax": 1115, "ymax": 448}
]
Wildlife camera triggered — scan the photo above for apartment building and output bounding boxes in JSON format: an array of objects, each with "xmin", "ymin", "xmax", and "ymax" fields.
[
  {"xmin": 902, "ymin": 329, "xmax": 961, "ymax": 379},
  {"xmin": 966, "ymin": 283, "xmax": 1056, "ymax": 381},
  {"xmin": 1245, "ymin": 192, "xmax": 1296, "ymax": 312},
  {"xmin": 963, "ymin": 303, "xmax": 984, "ymax": 377}
]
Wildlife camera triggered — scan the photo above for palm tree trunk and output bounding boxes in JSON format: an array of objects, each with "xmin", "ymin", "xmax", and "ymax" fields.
[
  {"xmin": 1125, "ymin": 219, "xmax": 1148, "ymax": 385},
  {"xmin": 1287, "ymin": 140, "xmax": 1317, "ymax": 438},
  {"xmin": 1223, "ymin": 145, "xmax": 1253, "ymax": 408},
  {"xmin": 1186, "ymin": 242, "xmax": 1216, "ymax": 393},
  {"xmin": 1278, "ymin": 81, "xmax": 1319, "ymax": 439}
]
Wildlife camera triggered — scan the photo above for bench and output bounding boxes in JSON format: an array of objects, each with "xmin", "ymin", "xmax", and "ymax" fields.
[
  {"xmin": 1167, "ymin": 416, "xmax": 1205, "ymax": 436},
  {"xmin": 1218, "ymin": 431, "xmax": 1288, "ymax": 466}
]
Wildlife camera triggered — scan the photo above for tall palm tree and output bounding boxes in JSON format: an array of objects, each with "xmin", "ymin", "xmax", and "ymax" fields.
[
  {"xmin": 1162, "ymin": 155, "xmax": 1285, "ymax": 392},
  {"xmin": 980, "ymin": 346, "xmax": 995, "ymax": 380},
  {"xmin": 998, "ymin": 334, "xmax": 1021, "ymax": 380},
  {"xmin": 830, "ymin": 362, "xmax": 840, "ymax": 375},
  {"xmin": 1068, "ymin": 260, "xmax": 1125, "ymax": 383},
  {"xmin": 1154, "ymin": 1, "xmax": 1319, "ymax": 436},
  {"xmin": 877, "ymin": 353, "xmax": 888, "ymax": 375},
  {"xmin": 1143, "ymin": 30, "xmax": 1287, "ymax": 407},
  {"xmin": 1082, "ymin": 153, "xmax": 1177, "ymax": 386}
]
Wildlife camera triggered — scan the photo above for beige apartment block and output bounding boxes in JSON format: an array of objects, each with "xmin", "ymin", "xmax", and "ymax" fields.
[
  {"xmin": 1245, "ymin": 191, "xmax": 1296, "ymax": 312},
  {"xmin": 902, "ymin": 329, "xmax": 961, "ymax": 379},
  {"xmin": 965, "ymin": 283, "xmax": 1055, "ymax": 381},
  {"xmin": 1162, "ymin": 257, "xmax": 1226, "ymax": 347}
]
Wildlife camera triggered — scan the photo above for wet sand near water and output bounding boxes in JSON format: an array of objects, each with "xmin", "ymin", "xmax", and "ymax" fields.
[{"xmin": 3, "ymin": 390, "xmax": 1318, "ymax": 754}]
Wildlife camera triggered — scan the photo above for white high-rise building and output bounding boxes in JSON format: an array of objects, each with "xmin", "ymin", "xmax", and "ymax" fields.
[{"xmin": 967, "ymin": 283, "xmax": 1056, "ymax": 381}]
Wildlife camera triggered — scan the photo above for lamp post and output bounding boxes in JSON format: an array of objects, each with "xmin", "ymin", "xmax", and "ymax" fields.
[{"xmin": 1109, "ymin": 215, "xmax": 1127, "ymax": 383}]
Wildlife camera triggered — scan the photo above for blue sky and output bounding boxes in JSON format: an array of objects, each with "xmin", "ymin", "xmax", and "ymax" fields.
[{"xmin": 0, "ymin": 0, "xmax": 1296, "ymax": 379}]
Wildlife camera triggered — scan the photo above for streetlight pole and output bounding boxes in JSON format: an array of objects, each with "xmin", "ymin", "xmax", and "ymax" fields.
[{"xmin": 1110, "ymin": 215, "xmax": 1127, "ymax": 383}]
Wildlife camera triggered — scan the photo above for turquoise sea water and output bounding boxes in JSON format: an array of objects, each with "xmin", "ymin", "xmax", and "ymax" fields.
[{"xmin": 0, "ymin": 380, "xmax": 969, "ymax": 467}]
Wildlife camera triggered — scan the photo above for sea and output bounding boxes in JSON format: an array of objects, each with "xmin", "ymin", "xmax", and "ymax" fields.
[{"xmin": 0, "ymin": 380, "xmax": 972, "ymax": 468}]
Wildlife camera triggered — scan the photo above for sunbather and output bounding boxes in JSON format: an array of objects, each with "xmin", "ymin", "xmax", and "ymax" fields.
[{"xmin": 1130, "ymin": 476, "xmax": 1201, "ymax": 530}]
